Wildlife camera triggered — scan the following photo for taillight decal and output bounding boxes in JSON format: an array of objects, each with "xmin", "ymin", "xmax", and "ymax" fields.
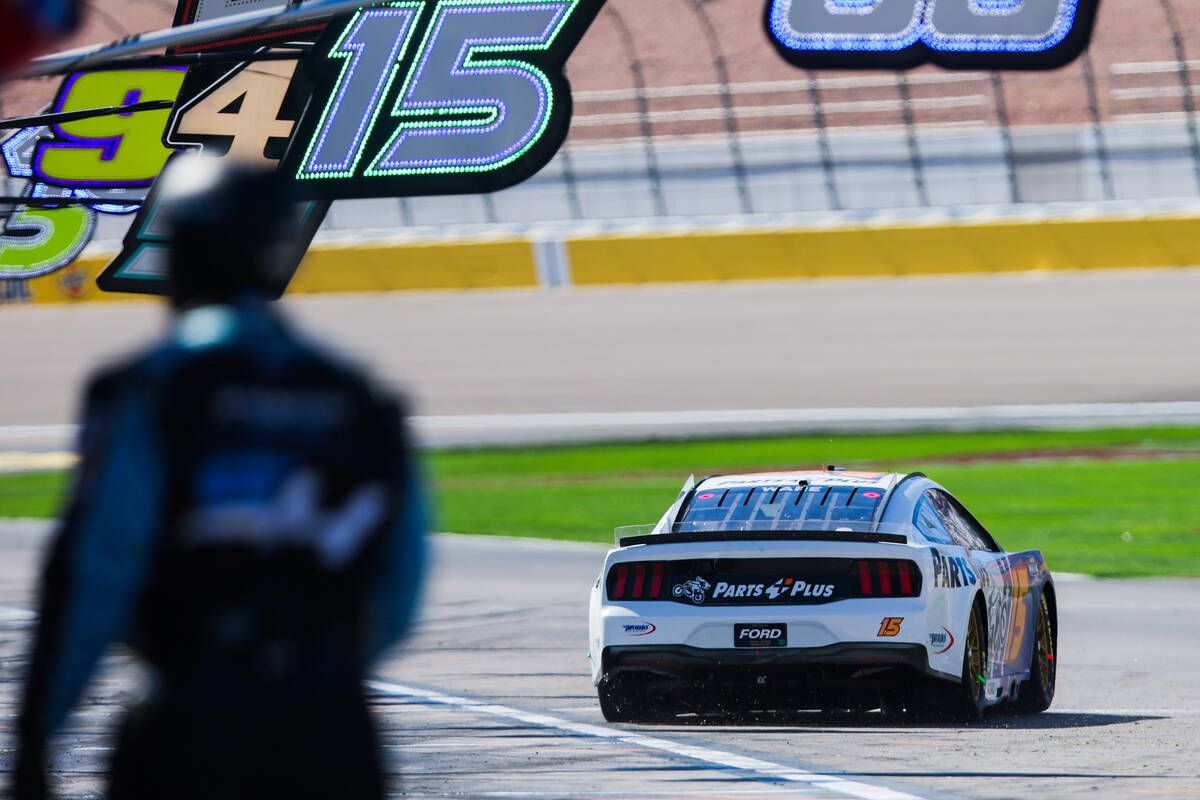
[
  {"xmin": 897, "ymin": 561, "xmax": 914, "ymax": 595},
  {"xmin": 857, "ymin": 561, "xmax": 873, "ymax": 595},
  {"xmin": 876, "ymin": 561, "xmax": 893, "ymax": 595},
  {"xmin": 649, "ymin": 563, "xmax": 664, "ymax": 598},
  {"xmin": 613, "ymin": 564, "xmax": 628, "ymax": 599},
  {"xmin": 632, "ymin": 564, "xmax": 646, "ymax": 599}
]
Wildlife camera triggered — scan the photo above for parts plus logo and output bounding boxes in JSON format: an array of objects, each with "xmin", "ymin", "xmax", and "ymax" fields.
[
  {"xmin": 671, "ymin": 576, "xmax": 711, "ymax": 605},
  {"xmin": 621, "ymin": 621, "xmax": 656, "ymax": 636},
  {"xmin": 716, "ymin": 578, "xmax": 834, "ymax": 601},
  {"xmin": 931, "ymin": 548, "xmax": 978, "ymax": 588},
  {"xmin": 765, "ymin": 0, "xmax": 1102, "ymax": 70}
]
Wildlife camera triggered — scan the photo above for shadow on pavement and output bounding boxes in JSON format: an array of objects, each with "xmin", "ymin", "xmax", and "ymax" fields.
[{"xmin": 647, "ymin": 709, "xmax": 1161, "ymax": 730}]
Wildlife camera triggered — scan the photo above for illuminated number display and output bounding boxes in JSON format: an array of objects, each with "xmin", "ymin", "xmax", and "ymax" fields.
[
  {"xmin": 765, "ymin": 0, "xmax": 1102, "ymax": 69},
  {"xmin": 288, "ymin": 0, "xmax": 604, "ymax": 198},
  {"xmin": 169, "ymin": 58, "xmax": 301, "ymax": 166},
  {"xmin": 0, "ymin": 203, "xmax": 95, "ymax": 280},
  {"xmin": 33, "ymin": 69, "xmax": 187, "ymax": 188}
]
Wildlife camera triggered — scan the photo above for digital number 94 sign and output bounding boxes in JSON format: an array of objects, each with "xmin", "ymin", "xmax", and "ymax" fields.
[
  {"xmin": 766, "ymin": 0, "xmax": 1102, "ymax": 70},
  {"xmin": 286, "ymin": 0, "xmax": 604, "ymax": 199}
]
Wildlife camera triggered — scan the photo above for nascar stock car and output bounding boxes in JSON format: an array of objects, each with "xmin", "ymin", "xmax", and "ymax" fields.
[{"xmin": 588, "ymin": 469, "xmax": 1056, "ymax": 722}]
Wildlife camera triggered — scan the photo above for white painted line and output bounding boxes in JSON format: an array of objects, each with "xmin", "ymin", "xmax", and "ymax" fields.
[
  {"xmin": 1048, "ymin": 572, "xmax": 1095, "ymax": 583},
  {"xmin": 1051, "ymin": 708, "xmax": 1199, "ymax": 716},
  {"xmin": 461, "ymin": 792, "xmax": 839, "ymax": 798},
  {"xmin": 411, "ymin": 402, "xmax": 1200, "ymax": 432},
  {"xmin": 6, "ymin": 400, "xmax": 1200, "ymax": 447},
  {"xmin": 0, "ymin": 425, "xmax": 77, "ymax": 442},
  {"xmin": 367, "ymin": 679, "xmax": 934, "ymax": 800}
]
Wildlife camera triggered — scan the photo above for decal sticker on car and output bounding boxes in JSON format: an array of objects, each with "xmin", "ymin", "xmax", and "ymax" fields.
[
  {"xmin": 931, "ymin": 547, "xmax": 977, "ymax": 588},
  {"xmin": 928, "ymin": 627, "xmax": 955, "ymax": 654},
  {"xmin": 621, "ymin": 621, "xmax": 656, "ymax": 636},
  {"xmin": 734, "ymin": 623, "xmax": 787, "ymax": 647},
  {"xmin": 713, "ymin": 579, "xmax": 835, "ymax": 600},
  {"xmin": 877, "ymin": 617, "xmax": 903, "ymax": 637},
  {"xmin": 671, "ymin": 576, "xmax": 711, "ymax": 605}
]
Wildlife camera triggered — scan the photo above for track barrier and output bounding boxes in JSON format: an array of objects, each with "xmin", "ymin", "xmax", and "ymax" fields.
[{"xmin": 11, "ymin": 209, "xmax": 1200, "ymax": 303}]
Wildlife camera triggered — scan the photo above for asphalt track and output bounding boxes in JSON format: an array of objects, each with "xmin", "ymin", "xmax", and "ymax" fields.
[
  {"xmin": 1, "ymin": 524, "xmax": 1198, "ymax": 800},
  {"xmin": 1, "ymin": 268, "xmax": 1199, "ymax": 446}
]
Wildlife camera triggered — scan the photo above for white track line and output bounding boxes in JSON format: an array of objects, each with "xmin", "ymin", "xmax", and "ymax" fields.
[
  {"xmin": 1051, "ymin": 708, "xmax": 1198, "ymax": 716},
  {"xmin": 367, "ymin": 680, "xmax": 935, "ymax": 800},
  {"xmin": 5, "ymin": 400, "xmax": 1200, "ymax": 445},
  {"xmin": 412, "ymin": 402, "xmax": 1200, "ymax": 432}
]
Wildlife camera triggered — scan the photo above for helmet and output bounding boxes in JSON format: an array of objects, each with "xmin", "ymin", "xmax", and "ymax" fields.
[{"xmin": 156, "ymin": 154, "xmax": 302, "ymax": 308}]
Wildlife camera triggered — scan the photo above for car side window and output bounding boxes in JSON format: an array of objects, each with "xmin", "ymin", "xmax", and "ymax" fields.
[
  {"xmin": 913, "ymin": 496, "xmax": 954, "ymax": 545},
  {"xmin": 928, "ymin": 489, "xmax": 995, "ymax": 551}
]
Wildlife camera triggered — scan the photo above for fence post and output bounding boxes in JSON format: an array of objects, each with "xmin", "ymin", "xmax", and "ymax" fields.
[
  {"xmin": 481, "ymin": 193, "xmax": 498, "ymax": 224},
  {"xmin": 1157, "ymin": 0, "xmax": 1200, "ymax": 194},
  {"xmin": 896, "ymin": 72, "xmax": 930, "ymax": 206},
  {"xmin": 605, "ymin": 4, "xmax": 667, "ymax": 217},
  {"xmin": 806, "ymin": 70, "xmax": 842, "ymax": 210},
  {"xmin": 990, "ymin": 72, "xmax": 1021, "ymax": 204},
  {"xmin": 557, "ymin": 138, "xmax": 584, "ymax": 219},
  {"xmin": 690, "ymin": 0, "xmax": 753, "ymax": 215},
  {"xmin": 1081, "ymin": 51, "xmax": 1115, "ymax": 201}
]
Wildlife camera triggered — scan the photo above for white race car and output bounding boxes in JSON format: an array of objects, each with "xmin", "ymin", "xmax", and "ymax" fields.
[{"xmin": 588, "ymin": 469, "xmax": 1056, "ymax": 722}]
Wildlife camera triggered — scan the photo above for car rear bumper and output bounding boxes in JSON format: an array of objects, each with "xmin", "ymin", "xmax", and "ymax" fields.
[{"xmin": 604, "ymin": 642, "xmax": 932, "ymax": 677}]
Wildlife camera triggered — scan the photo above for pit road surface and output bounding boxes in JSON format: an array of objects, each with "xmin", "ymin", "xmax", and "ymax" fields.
[{"xmin": 2, "ymin": 524, "xmax": 1198, "ymax": 800}]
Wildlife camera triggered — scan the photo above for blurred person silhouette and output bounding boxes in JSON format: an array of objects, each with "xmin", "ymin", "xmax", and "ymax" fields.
[{"xmin": 11, "ymin": 155, "xmax": 426, "ymax": 800}]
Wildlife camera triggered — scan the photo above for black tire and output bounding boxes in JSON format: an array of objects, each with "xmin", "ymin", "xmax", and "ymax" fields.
[
  {"xmin": 598, "ymin": 675, "xmax": 636, "ymax": 722},
  {"xmin": 598, "ymin": 674, "xmax": 669, "ymax": 723},
  {"xmin": 901, "ymin": 598, "xmax": 989, "ymax": 723},
  {"xmin": 1015, "ymin": 590, "xmax": 1056, "ymax": 713},
  {"xmin": 943, "ymin": 597, "xmax": 988, "ymax": 722}
]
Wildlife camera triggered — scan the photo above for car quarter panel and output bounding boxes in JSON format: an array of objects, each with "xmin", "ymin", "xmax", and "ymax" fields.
[{"xmin": 975, "ymin": 549, "xmax": 1053, "ymax": 696}]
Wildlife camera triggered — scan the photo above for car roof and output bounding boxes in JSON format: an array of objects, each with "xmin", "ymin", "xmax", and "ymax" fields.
[{"xmin": 696, "ymin": 471, "xmax": 902, "ymax": 491}]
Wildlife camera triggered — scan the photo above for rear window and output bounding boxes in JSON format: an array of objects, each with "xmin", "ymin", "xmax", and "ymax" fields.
[{"xmin": 677, "ymin": 484, "xmax": 885, "ymax": 531}]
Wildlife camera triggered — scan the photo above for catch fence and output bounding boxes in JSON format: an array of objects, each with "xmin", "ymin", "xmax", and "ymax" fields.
[{"xmin": 354, "ymin": 0, "xmax": 1200, "ymax": 235}]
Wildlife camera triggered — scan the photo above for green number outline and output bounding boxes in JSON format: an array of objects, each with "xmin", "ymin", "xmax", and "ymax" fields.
[
  {"xmin": 295, "ymin": 1, "xmax": 426, "ymax": 181},
  {"xmin": 0, "ymin": 201, "xmax": 96, "ymax": 280},
  {"xmin": 363, "ymin": 0, "xmax": 581, "ymax": 178}
]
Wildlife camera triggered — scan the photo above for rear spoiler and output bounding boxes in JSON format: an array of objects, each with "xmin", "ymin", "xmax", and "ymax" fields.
[{"xmin": 618, "ymin": 530, "xmax": 908, "ymax": 548}]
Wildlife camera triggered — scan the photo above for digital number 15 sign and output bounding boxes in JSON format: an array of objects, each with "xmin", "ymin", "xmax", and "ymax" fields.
[{"xmin": 284, "ymin": 0, "xmax": 603, "ymax": 200}]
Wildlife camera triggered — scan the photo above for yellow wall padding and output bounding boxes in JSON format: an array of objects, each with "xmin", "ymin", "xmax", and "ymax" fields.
[
  {"xmin": 566, "ymin": 215, "xmax": 1200, "ymax": 285},
  {"xmin": 289, "ymin": 238, "xmax": 538, "ymax": 293},
  {"xmin": 14, "ymin": 213, "xmax": 1200, "ymax": 304},
  {"xmin": 24, "ymin": 254, "xmax": 148, "ymax": 304}
]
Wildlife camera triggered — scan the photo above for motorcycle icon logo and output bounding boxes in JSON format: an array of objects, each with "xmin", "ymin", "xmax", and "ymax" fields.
[{"xmin": 672, "ymin": 576, "xmax": 711, "ymax": 605}]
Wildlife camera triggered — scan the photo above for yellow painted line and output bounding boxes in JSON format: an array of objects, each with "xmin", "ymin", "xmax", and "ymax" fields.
[{"xmin": 0, "ymin": 452, "xmax": 77, "ymax": 473}]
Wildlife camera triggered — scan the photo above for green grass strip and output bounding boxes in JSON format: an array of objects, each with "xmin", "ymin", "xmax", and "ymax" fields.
[{"xmin": 3, "ymin": 427, "xmax": 1198, "ymax": 577}]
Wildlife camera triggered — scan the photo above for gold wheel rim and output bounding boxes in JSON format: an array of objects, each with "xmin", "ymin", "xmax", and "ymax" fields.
[
  {"xmin": 1035, "ymin": 595, "xmax": 1055, "ymax": 690},
  {"xmin": 967, "ymin": 607, "xmax": 984, "ymax": 701}
]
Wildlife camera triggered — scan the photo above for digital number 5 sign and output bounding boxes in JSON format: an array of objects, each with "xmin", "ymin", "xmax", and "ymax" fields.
[{"xmin": 766, "ymin": 0, "xmax": 1102, "ymax": 70}]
